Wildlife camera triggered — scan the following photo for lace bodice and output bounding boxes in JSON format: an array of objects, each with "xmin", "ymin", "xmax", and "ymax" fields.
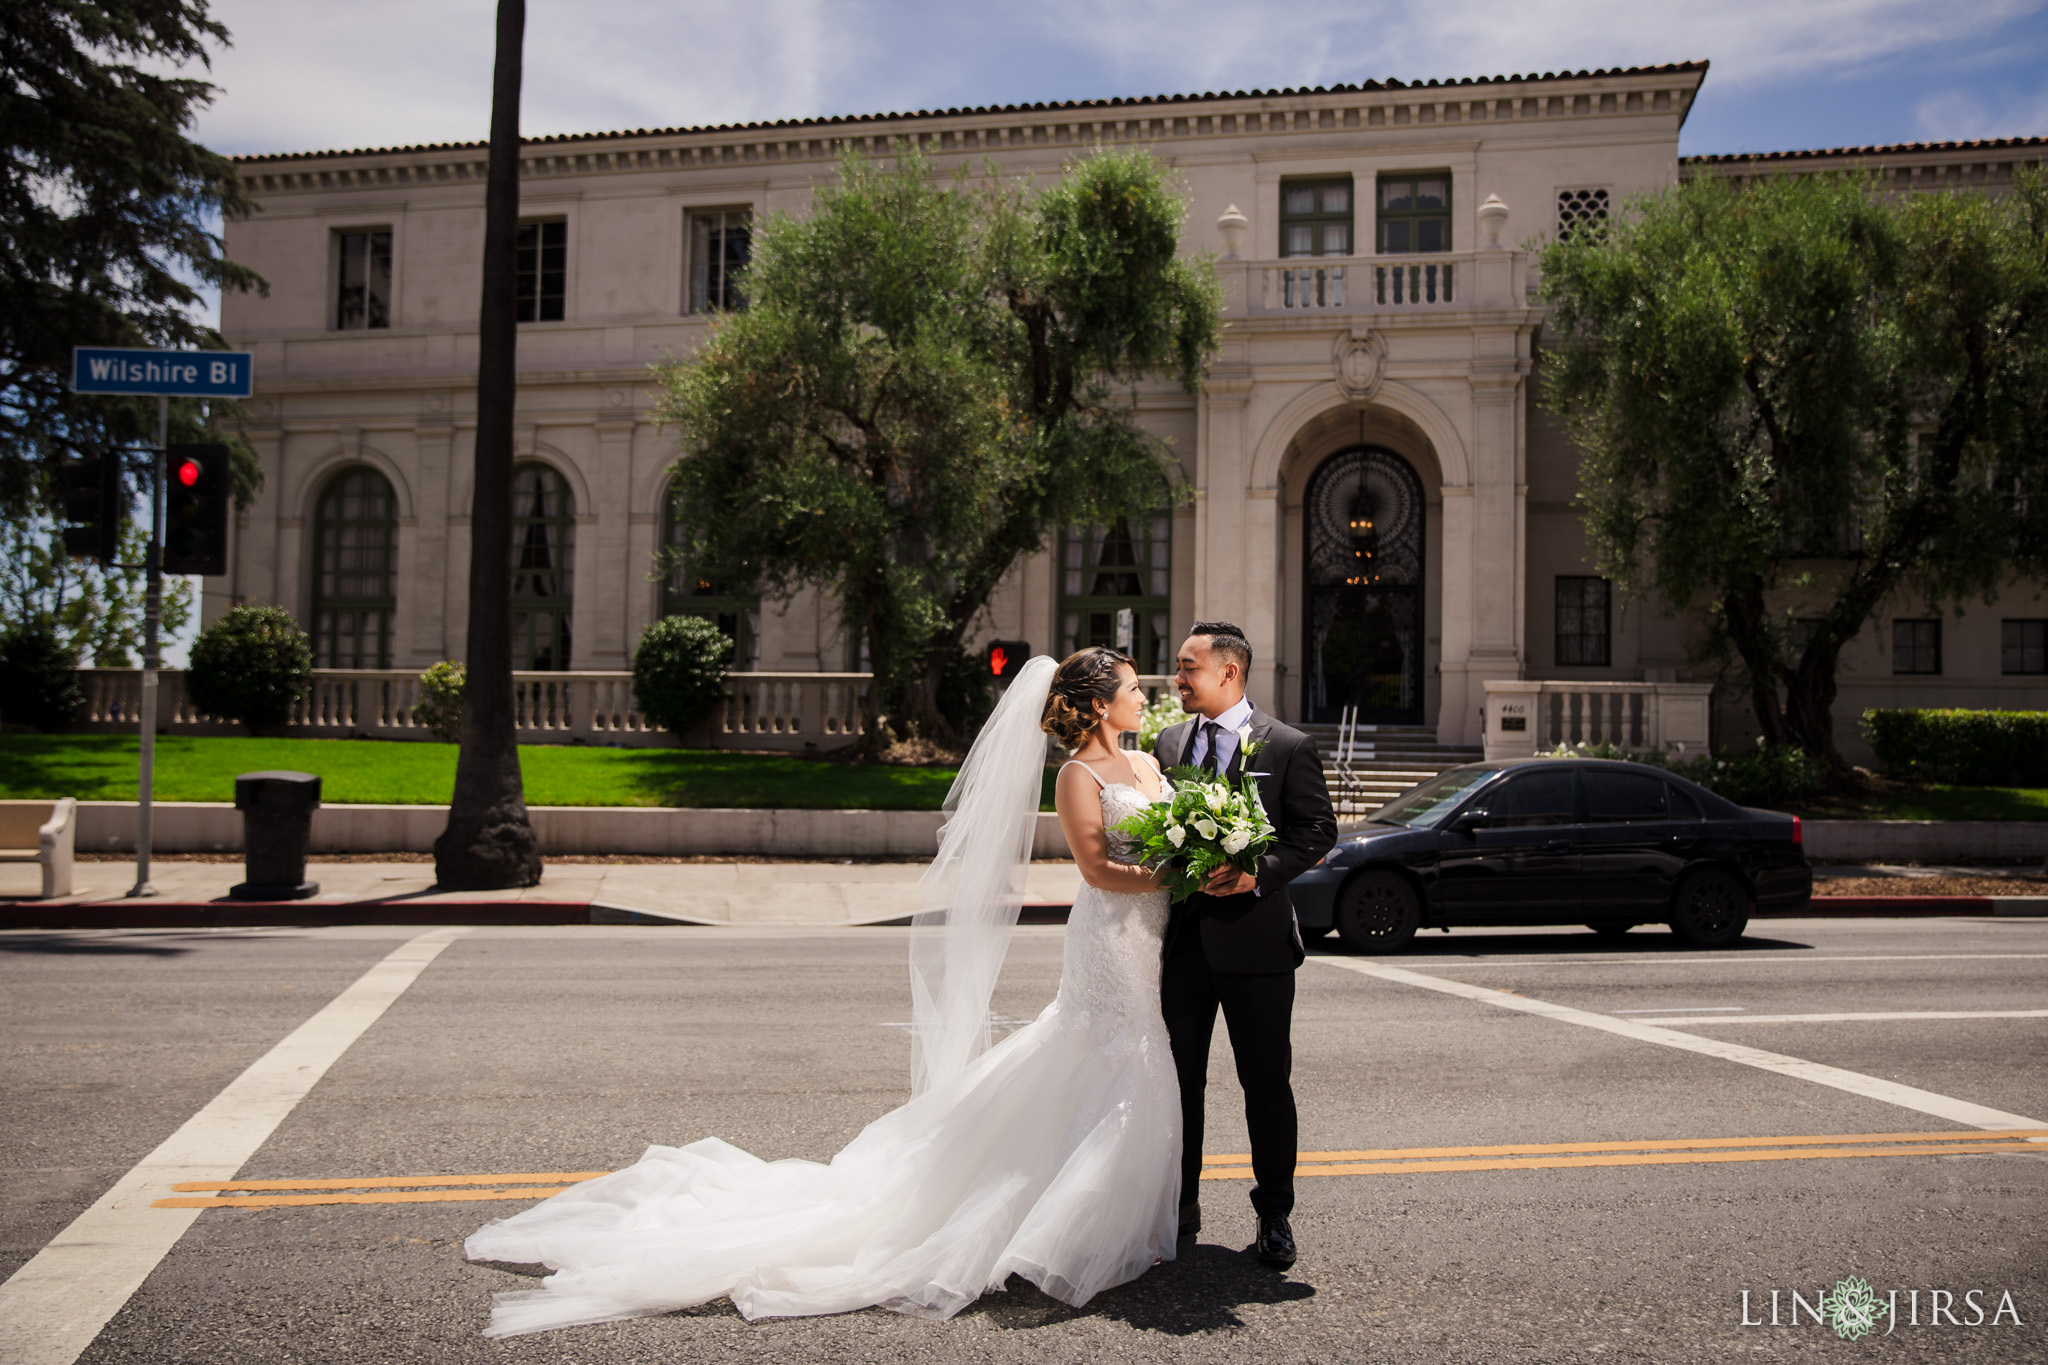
[{"xmin": 1051, "ymin": 773, "xmax": 1174, "ymax": 1026}]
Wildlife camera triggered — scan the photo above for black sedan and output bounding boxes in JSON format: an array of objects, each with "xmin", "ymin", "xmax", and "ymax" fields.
[{"xmin": 1291, "ymin": 758, "xmax": 1812, "ymax": 952}]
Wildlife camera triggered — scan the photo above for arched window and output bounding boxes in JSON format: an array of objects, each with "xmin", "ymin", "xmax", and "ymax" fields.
[
  {"xmin": 510, "ymin": 463, "xmax": 575, "ymax": 670},
  {"xmin": 661, "ymin": 482, "xmax": 758, "ymax": 669},
  {"xmin": 312, "ymin": 467, "xmax": 397, "ymax": 668}
]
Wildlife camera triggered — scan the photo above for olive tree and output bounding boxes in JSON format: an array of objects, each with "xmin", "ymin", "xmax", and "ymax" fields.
[
  {"xmin": 1539, "ymin": 169, "xmax": 2048, "ymax": 768},
  {"xmin": 654, "ymin": 145, "xmax": 1221, "ymax": 751}
]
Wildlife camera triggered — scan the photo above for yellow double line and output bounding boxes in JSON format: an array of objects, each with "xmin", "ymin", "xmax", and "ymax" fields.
[
  {"xmin": 152, "ymin": 1128, "xmax": 2048, "ymax": 1210},
  {"xmin": 1199, "ymin": 1128, "xmax": 2048, "ymax": 1179}
]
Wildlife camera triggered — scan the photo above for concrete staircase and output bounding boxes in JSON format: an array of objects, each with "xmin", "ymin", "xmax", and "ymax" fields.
[{"xmin": 1295, "ymin": 722, "xmax": 1485, "ymax": 817}]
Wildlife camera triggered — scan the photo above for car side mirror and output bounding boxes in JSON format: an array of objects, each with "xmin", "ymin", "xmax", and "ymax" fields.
[{"xmin": 1452, "ymin": 809, "xmax": 1491, "ymax": 833}]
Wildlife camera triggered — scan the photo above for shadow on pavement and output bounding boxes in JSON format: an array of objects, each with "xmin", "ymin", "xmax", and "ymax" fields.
[
  {"xmin": 962, "ymin": 1243, "xmax": 1315, "ymax": 1334},
  {"xmin": 0, "ymin": 932, "xmax": 197, "ymax": 956},
  {"xmin": 1306, "ymin": 928, "xmax": 1815, "ymax": 959}
]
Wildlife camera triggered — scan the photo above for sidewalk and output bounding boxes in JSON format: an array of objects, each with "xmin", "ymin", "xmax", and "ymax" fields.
[{"xmin": 0, "ymin": 859, "xmax": 1086, "ymax": 929}]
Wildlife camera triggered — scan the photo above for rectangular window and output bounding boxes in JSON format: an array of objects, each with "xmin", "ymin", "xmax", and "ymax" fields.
[
  {"xmin": 1377, "ymin": 173, "xmax": 1450, "ymax": 254},
  {"xmin": 1892, "ymin": 619, "xmax": 1941, "ymax": 675},
  {"xmin": 515, "ymin": 219, "xmax": 567, "ymax": 322},
  {"xmin": 689, "ymin": 209, "xmax": 752, "ymax": 313},
  {"xmin": 2002, "ymin": 619, "xmax": 2047, "ymax": 675},
  {"xmin": 1555, "ymin": 576, "xmax": 1611, "ymax": 667},
  {"xmin": 1279, "ymin": 177, "xmax": 1353, "ymax": 258},
  {"xmin": 335, "ymin": 229, "xmax": 392, "ymax": 330},
  {"xmin": 1059, "ymin": 515, "xmax": 1173, "ymax": 675}
]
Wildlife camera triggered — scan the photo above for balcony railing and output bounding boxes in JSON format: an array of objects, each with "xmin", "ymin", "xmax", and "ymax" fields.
[
  {"xmin": 1239, "ymin": 252, "xmax": 1524, "ymax": 318},
  {"xmin": 76, "ymin": 668, "xmax": 872, "ymax": 751},
  {"xmin": 1481, "ymin": 680, "xmax": 1715, "ymax": 762}
]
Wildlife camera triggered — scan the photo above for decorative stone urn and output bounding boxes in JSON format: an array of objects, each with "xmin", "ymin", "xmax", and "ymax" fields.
[
  {"xmin": 1477, "ymin": 194, "xmax": 1510, "ymax": 250},
  {"xmin": 1216, "ymin": 204, "xmax": 1248, "ymax": 260}
]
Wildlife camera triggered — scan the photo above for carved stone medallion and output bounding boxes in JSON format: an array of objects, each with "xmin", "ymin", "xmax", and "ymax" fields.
[{"xmin": 1332, "ymin": 327, "xmax": 1388, "ymax": 402}]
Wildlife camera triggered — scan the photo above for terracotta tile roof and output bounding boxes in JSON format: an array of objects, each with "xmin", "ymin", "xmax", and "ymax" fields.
[
  {"xmin": 230, "ymin": 62, "xmax": 1710, "ymax": 164},
  {"xmin": 1684, "ymin": 135, "xmax": 2048, "ymax": 166}
]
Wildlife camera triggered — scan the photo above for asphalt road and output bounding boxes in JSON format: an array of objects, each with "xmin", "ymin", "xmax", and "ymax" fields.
[{"xmin": 3, "ymin": 917, "xmax": 2045, "ymax": 1364}]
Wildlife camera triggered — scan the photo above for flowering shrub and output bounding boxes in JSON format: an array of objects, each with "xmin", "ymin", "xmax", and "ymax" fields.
[
  {"xmin": 410, "ymin": 661, "xmax": 466, "ymax": 743},
  {"xmin": 1135, "ymin": 693, "xmax": 1185, "ymax": 751},
  {"xmin": 1115, "ymin": 729, "xmax": 1276, "ymax": 902}
]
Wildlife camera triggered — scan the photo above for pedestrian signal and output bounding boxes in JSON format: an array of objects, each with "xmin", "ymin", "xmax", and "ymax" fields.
[
  {"xmin": 162, "ymin": 443, "xmax": 230, "ymax": 576},
  {"xmin": 59, "ymin": 456, "xmax": 120, "ymax": 565},
  {"xmin": 987, "ymin": 640, "xmax": 1030, "ymax": 682}
]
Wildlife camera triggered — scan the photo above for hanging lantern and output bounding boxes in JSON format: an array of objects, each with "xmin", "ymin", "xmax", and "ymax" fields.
[{"xmin": 1345, "ymin": 488, "xmax": 1379, "ymax": 585}]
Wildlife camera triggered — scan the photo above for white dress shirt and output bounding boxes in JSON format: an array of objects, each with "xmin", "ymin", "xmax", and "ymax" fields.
[{"xmin": 1188, "ymin": 695, "xmax": 1256, "ymax": 772}]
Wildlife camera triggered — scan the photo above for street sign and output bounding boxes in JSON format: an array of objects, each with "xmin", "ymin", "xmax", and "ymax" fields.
[{"xmin": 71, "ymin": 346, "xmax": 254, "ymax": 398}]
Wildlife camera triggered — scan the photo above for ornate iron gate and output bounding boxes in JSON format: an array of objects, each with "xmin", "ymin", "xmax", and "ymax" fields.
[{"xmin": 1303, "ymin": 446, "xmax": 1425, "ymax": 724}]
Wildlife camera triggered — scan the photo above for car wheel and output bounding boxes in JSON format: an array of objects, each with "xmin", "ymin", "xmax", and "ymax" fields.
[
  {"xmin": 1587, "ymin": 922, "xmax": 1635, "ymax": 939},
  {"xmin": 1336, "ymin": 870, "xmax": 1421, "ymax": 954},
  {"xmin": 1668, "ymin": 869, "xmax": 1750, "ymax": 949}
]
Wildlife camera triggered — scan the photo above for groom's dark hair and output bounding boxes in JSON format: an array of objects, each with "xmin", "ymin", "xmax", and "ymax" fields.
[{"xmin": 1189, "ymin": 621, "xmax": 1252, "ymax": 677}]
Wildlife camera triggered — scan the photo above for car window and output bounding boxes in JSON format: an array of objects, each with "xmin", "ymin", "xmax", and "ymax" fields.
[
  {"xmin": 1666, "ymin": 783, "xmax": 1702, "ymax": 820},
  {"xmin": 1371, "ymin": 766, "xmax": 1506, "ymax": 828},
  {"xmin": 1480, "ymin": 769, "xmax": 1577, "ymax": 828},
  {"xmin": 1584, "ymin": 769, "xmax": 1669, "ymax": 823}
]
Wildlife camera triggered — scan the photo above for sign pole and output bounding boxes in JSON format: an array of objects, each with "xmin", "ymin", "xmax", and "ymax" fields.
[
  {"xmin": 65, "ymin": 347, "xmax": 254, "ymax": 898},
  {"xmin": 129, "ymin": 395, "xmax": 166, "ymax": 898}
]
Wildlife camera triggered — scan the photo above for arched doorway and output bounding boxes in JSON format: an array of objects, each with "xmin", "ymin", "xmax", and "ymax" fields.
[{"xmin": 1302, "ymin": 446, "xmax": 1425, "ymax": 724}]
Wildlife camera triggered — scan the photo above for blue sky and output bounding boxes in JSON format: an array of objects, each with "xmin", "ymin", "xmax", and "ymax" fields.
[{"xmin": 191, "ymin": 0, "xmax": 2048, "ymax": 159}]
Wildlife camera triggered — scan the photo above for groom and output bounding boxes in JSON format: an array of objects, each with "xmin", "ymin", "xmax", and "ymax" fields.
[{"xmin": 1154, "ymin": 622, "xmax": 1336, "ymax": 1267}]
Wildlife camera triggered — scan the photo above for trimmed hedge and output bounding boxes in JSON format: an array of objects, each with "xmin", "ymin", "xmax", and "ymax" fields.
[
  {"xmin": 633, "ymin": 615, "xmax": 733, "ymax": 737},
  {"xmin": 187, "ymin": 606, "xmax": 313, "ymax": 730},
  {"xmin": 1861, "ymin": 709, "xmax": 2048, "ymax": 786}
]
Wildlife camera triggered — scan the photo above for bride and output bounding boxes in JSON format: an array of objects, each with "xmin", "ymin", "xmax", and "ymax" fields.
[{"xmin": 465, "ymin": 647, "xmax": 1183, "ymax": 1334}]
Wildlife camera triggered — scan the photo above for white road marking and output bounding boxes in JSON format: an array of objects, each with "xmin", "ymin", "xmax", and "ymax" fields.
[
  {"xmin": 0, "ymin": 927, "xmax": 467, "ymax": 1365},
  {"xmin": 1313, "ymin": 956, "xmax": 2048, "ymax": 1131},
  {"xmin": 1650, "ymin": 1009, "xmax": 2048, "ymax": 1026},
  {"xmin": 1614, "ymin": 1006, "xmax": 1746, "ymax": 1014},
  {"xmin": 1375, "ymin": 952, "xmax": 2048, "ymax": 970}
]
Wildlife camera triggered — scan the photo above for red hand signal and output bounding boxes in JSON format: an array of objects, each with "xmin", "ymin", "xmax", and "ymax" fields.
[{"xmin": 989, "ymin": 646, "xmax": 1008, "ymax": 677}]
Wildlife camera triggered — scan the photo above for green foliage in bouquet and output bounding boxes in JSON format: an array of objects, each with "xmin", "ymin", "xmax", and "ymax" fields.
[{"xmin": 1114, "ymin": 753, "xmax": 1276, "ymax": 903}]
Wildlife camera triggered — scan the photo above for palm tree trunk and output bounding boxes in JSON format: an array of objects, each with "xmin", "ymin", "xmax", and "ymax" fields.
[{"xmin": 434, "ymin": 0, "xmax": 541, "ymax": 889}]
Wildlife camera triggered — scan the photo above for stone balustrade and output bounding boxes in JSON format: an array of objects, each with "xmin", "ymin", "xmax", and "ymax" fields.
[
  {"xmin": 1481, "ymin": 679, "xmax": 1715, "ymax": 762},
  {"xmin": 75, "ymin": 668, "xmax": 872, "ymax": 752},
  {"xmin": 1243, "ymin": 252, "xmax": 1524, "ymax": 316}
]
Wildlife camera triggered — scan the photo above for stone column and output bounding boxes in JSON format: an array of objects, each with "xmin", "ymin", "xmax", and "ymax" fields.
[
  {"xmin": 412, "ymin": 410, "xmax": 455, "ymax": 665},
  {"xmin": 589, "ymin": 412, "xmax": 638, "ymax": 669}
]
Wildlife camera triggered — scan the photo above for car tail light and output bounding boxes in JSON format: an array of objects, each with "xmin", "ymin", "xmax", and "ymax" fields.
[{"xmin": 1790, "ymin": 816, "xmax": 1802, "ymax": 846}]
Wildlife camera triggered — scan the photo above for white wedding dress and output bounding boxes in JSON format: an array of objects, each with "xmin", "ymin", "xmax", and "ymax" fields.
[{"xmin": 465, "ymin": 758, "xmax": 1180, "ymax": 1335}]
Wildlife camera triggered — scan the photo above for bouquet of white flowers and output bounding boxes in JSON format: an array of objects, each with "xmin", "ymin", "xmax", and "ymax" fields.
[{"xmin": 1113, "ymin": 731, "xmax": 1277, "ymax": 903}]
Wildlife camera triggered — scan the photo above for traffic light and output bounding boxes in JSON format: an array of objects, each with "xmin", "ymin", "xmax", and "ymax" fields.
[
  {"xmin": 986, "ymin": 640, "xmax": 1030, "ymax": 683},
  {"xmin": 59, "ymin": 455, "xmax": 120, "ymax": 565},
  {"xmin": 163, "ymin": 443, "xmax": 230, "ymax": 576}
]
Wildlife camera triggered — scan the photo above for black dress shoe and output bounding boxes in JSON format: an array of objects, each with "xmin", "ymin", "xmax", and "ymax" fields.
[
  {"xmin": 1254, "ymin": 1215, "xmax": 1296, "ymax": 1266},
  {"xmin": 1178, "ymin": 1202, "xmax": 1201, "ymax": 1239}
]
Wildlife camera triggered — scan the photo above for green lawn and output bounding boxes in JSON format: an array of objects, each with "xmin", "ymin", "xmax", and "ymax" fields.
[{"xmin": 0, "ymin": 735, "xmax": 991, "ymax": 810}]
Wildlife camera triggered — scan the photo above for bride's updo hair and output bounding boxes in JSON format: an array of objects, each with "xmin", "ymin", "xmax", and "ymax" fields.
[{"xmin": 1041, "ymin": 646, "xmax": 1135, "ymax": 751}]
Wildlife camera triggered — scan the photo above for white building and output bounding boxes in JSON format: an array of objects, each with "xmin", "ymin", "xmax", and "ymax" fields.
[{"xmin": 215, "ymin": 65, "xmax": 2048, "ymax": 759}]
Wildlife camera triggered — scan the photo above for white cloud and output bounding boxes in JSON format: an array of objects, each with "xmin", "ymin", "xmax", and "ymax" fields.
[
  {"xmin": 186, "ymin": 0, "xmax": 2048, "ymax": 157},
  {"xmin": 192, "ymin": 0, "xmax": 870, "ymax": 155},
  {"xmin": 1023, "ymin": 0, "xmax": 2043, "ymax": 94},
  {"xmin": 1915, "ymin": 85, "xmax": 2048, "ymax": 140}
]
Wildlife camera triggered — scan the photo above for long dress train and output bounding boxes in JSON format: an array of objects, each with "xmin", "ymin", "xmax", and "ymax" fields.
[{"xmin": 464, "ymin": 776, "xmax": 1179, "ymax": 1334}]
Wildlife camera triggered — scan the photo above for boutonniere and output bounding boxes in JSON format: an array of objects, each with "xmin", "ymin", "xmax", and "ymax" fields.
[{"xmin": 1238, "ymin": 724, "xmax": 1268, "ymax": 762}]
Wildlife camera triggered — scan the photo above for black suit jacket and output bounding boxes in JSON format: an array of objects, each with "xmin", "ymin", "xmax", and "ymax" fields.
[{"xmin": 1155, "ymin": 710, "xmax": 1338, "ymax": 974}]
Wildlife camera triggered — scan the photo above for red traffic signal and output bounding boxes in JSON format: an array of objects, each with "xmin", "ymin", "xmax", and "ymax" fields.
[
  {"xmin": 163, "ymin": 444, "xmax": 230, "ymax": 576},
  {"xmin": 986, "ymin": 640, "xmax": 1030, "ymax": 683}
]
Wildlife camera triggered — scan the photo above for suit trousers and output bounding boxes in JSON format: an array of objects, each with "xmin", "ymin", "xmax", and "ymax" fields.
[{"xmin": 1161, "ymin": 915, "xmax": 1297, "ymax": 1220}]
